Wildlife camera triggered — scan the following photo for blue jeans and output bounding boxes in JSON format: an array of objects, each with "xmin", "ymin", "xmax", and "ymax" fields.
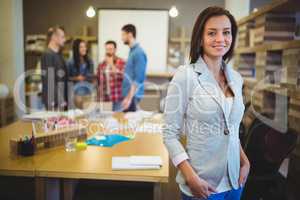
[{"xmin": 181, "ymin": 187, "xmax": 243, "ymax": 200}]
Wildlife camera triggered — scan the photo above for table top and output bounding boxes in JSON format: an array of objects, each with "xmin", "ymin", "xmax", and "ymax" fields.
[
  {"xmin": 0, "ymin": 116, "xmax": 169, "ymax": 183},
  {"xmin": 0, "ymin": 121, "xmax": 35, "ymax": 177}
]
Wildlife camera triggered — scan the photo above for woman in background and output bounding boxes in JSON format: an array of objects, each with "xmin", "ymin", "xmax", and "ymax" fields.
[
  {"xmin": 163, "ymin": 6, "xmax": 250, "ymax": 200},
  {"xmin": 67, "ymin": 39, "xmax": 94, "ymax": 109}
]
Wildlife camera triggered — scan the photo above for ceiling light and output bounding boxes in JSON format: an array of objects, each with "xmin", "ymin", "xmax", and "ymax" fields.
[
  {"xmin": 86, "ymin": 6, "xmax": 96, "ymax": 18},
  {"xmin": 169, "ymin": 6, "xmax": 179, "ymax": 18}
]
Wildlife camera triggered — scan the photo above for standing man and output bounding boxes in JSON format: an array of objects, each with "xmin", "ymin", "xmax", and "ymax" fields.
[
  {"xmin": 121, "ymin": 24, "xmax": 147, "ymax": 112},
  {"xmin": 41, "ymin": 26, "xmax": 68, "ymax": 110},
  {"xmin": 97, "ymin": 40, "xmax": 125, "ymax": 111}
]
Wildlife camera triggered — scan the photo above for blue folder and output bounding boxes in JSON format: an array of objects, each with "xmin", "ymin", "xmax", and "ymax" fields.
[{"xmin": 86, "ymin": 134, "xmax": 130, "ymax": 147}]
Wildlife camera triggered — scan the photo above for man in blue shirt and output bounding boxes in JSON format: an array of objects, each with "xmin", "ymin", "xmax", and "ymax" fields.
[{"xmin": 121, "ymin": 24, "xmax": 147, "ymax": 112}]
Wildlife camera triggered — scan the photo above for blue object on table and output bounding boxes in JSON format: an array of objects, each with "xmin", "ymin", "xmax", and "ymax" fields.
[{"xmin": 86, "ymin": 134, "xmax": 130, "ymax": 147}]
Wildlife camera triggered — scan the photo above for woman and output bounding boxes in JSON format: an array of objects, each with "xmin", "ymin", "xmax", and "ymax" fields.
[
  {"xmin": 163, "ymin": 7, "xmax": 250, "ymax": 200},
  {"xmin": 67, "ymin": 39, "xmax": 94, "ymax": 109}
]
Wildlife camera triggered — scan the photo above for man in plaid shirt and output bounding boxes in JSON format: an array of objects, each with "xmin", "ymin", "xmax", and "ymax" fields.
[{"xmin": 97, "ymin": 41, "xmax": 125, "ymax": 111}]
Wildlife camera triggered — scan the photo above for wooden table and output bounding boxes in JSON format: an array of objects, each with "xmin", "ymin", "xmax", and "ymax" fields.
[
  {"xmin": 0, "ymin": 121, "xmax": 35, "ymax": 177},
  {"xmin": 0, "ymin": 118, "xmax": 169, "ymax": 200}
]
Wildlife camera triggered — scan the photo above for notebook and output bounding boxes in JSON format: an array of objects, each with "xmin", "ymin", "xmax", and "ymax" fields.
[{"xmin": 112, "ymin": 156, "xmax": 162, "ymax": 170}]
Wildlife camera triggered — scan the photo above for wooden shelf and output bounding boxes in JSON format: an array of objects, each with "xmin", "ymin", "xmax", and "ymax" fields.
[
  {"xmin": 169, "ymin": 27, "xmax": 191, "ymax": 53},
  {"xmin": 25, "ymin": 91, "xmax": 41, "ymax": 96},
  {"xmin": 146, "ymin": 72, "xmax": 174, "ymax": 79},
  {"xmin": 25, "ymin": 50, "xmax": 43, "ymax": 55},
  {"xmin": 237, "ymin": 0, "xmax": 300, "ymax": 26},
  {"xmin": 243, "ymin": 78, "xmax": 300, "ymax": 98},
  {"xmin": 73, "ymin": 36, "xmax": 97, "ymax": 42},
  {"xmin": 66, "ymin": 36, "xmax": 97, "ymax": 42},
  {"xmin": 170, "ymin": 38, "xmax": 190, "ymax": 43},
  {"xmin": 237, "ymin": 0, "xmax": 300, "ymax": 133},
  {"xmin": 244, "ymin": 77, "xmax": 257, "ymax": 85},
  {"xmin": 145, "ymin": 83, "xmax": 168, "ymax": 90},
  {"xmin": 263, "ymin": 83, "xmax": 290, "ymax": 96},
  {"xmin": 235, "ymin": 40, "xmax": 300, "ymax": 54},
  {"xmin": 26, "ymin": 49, "xmax": 70, "ymax": 56}
]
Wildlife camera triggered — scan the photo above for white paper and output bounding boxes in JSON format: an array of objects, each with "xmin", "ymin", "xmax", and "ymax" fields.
[
  {"xmin": 22, "ymin": 109, "xmax": 85, "ymax": 121},
  {"xmin": 22, "ymin": 111, "xmax": 60, "ymax": 120},
  {"xmin": 112, "ymin": 156, "xmax": 162, "ymax": 170},
  {"xmin": 130, "ymin": 156, "xmax": 162, "ymax": 166}
]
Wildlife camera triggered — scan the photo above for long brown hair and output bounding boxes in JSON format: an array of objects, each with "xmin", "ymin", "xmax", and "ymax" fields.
[
  {"xmin": 72, "ymin": 39, "xmax": 91, "ymax": 72},
  {"xmin": 189, "ymin": 6, "xmax": 238, "ymax": 64}
]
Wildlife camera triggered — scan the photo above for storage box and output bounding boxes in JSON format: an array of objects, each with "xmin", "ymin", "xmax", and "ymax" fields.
[
  {"xmin": 249, "ymin": 29, "xmax": 256, "ymax": 47},
  {"xmin": 282, "ymin": 48, "xmax": 300, "ymax": 86},
  {"xmin": 254, "ymin": 12, "xmax": 296, "ymax": 45},
  {"xmin": 9, "ymin": 125, "xmax": 87, "ymax": 156},
  {"xmin": 0, "ymin": 97, "xmax": 15, "ymax": 127},
  {"xmin": 237, "ymin": 53, "xmax": 256, "ymax": 78},
  {"xmin": 255, "ymin": 51, "xmax": 282, "ymax": 84},
  {"xmin": 238, "ymin": 21, "xmax": 255, "ymax": 47}
]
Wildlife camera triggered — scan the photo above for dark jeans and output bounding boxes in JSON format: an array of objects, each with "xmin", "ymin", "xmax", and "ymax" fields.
[
  {"xmin": 181, "ymin": 187, "xmax": 243, "ymax": 200},
  {"xmin": 123, "ymin": 98, "xmax": 140, "ymax": 112}
]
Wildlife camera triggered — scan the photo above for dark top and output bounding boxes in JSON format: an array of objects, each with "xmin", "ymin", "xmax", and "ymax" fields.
[{"xmin": 41, "ymin": 48, "xmax": 68, "ymax": 110}]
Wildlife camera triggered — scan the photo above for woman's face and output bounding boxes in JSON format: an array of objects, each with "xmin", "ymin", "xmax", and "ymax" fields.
[
  {"xmin": 202, "ymin": 15, "xmax": 232, "ymax": 59},
  {"xmin": 79, "ymin": 42, "xmax": 87, "ymax": 57}
]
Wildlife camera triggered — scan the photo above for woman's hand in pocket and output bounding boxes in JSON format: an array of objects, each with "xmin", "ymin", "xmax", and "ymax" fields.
[
  {"xmin": 178, "ymin": 160, "xmax": 217, "ymax": 198},
  {"xmin": 186, "ymin": 174, "xmax": 217, "ymax": 199}
]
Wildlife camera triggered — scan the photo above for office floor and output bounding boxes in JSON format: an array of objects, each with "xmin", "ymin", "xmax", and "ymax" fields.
[
  {"xmin": 0, "ymin": 172, "xmax": 300, "ymax": 200},
  {"xmin": 74, "ymin": 180, "xmax": 153, "ymax": 200},
  {"xmin": 0, "ymin": 176, "xmax": 155, "ymax": 200},
  {"xmin": 0, "ymin": 147, "xmax": 299, "ymax": 200},
  {"xmin": 0, "ymin": 176, "xmax": 35, "ymax": 200}
]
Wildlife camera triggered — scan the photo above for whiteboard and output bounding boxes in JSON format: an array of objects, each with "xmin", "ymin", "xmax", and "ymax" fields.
[{"xmin": 98, "ymin": 9, "xmax": 169, "ymax": 73}]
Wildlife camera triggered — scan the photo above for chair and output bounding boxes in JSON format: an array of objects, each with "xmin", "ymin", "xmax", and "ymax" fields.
[{"xmin": 241, "ymin": 113, "xmax": 298, "ymax": 200}]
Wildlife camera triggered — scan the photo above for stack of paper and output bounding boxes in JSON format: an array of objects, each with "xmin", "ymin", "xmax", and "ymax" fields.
[
  {"xmin": 22, "ymin": 111, "xmax": 60, "ymax": 121},
  {"xmin": 112, "ymin": 156, "xmax": 162, "ymax": 170},
  {"xmin": 22, "ymin": 109, "xmax": 85, "ymax": 121}
]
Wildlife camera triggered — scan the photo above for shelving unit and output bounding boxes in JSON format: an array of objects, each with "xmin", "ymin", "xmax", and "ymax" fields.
[
  {"xmin": 237, "ymin": 0, "xmax": 300, "ymax": 26},
  {"xmin": 235, "ymin": 0, "xmax": 300, "ymax": 133},
  {"xmin": 0, "ymin": 96, "xmax": 15, "ymax": 127},
  {"xmin": 168, "ymin": 26, "xmax": 190, "ymax": 70},
  {"xmin": 235, "ymin": 40, "xmax": 300, "ymax": 54},
  {"xmin": 146, "ymin": 72, "xmax": 174, "ymax": 79},
  {"xmin": 169, "ymin": 26, "xmax": 190, "ymax": 54}
]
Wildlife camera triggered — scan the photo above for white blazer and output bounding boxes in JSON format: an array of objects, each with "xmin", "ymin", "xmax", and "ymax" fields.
[{"xmin": 163, "ymin": 56, "xmax": 245, "ymax": 196}]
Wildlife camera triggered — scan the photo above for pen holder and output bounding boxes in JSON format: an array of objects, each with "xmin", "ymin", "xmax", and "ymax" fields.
[{"xmin": 19, "ymin": 140, "xmax": 35, "ymax": 156}]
